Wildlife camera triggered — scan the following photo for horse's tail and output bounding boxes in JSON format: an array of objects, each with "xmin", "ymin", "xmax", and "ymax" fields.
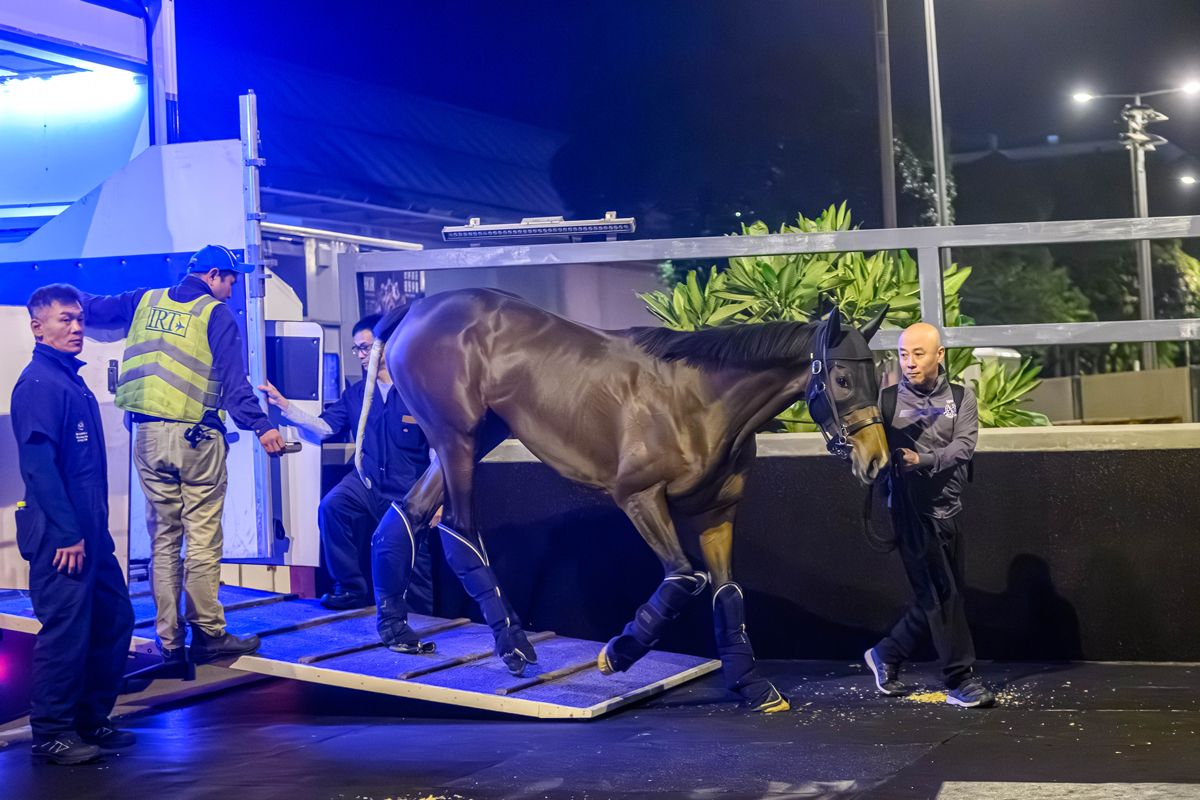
[{"xmin": 354, "ymin": 301, "xmax": 417, "ymax": 487}]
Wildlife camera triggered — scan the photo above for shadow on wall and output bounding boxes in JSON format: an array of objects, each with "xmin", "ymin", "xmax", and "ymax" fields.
[
  {"xmin": 362, "ymin": 445, "xmax": 1200, "ymax": 661},
  {"xmin": 968, "ymin": 553, "xmax": 1083, "ymax": 662}
]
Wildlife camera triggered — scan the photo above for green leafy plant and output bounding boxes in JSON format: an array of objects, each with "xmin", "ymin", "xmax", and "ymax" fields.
[
  {"xmin": 638, "ymin": 203, "xmax": 1050, "ymax": 429},
  {"xmin": 972, "ymin": 359, "xmax": 1051, "ymax": 428},
  {"xmin": 640, "ymin": 267, "xmax": 753, "ymax": 330}
]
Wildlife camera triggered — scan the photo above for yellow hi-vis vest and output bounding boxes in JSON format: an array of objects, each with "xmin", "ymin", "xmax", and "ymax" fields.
[{"xmin": 115, "ymin": 289, "xmax": 225, "ymax": 423}]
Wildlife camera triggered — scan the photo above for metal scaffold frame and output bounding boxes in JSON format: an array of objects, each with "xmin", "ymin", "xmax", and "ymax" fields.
[{"xmin": 341, "ymin": 214, "xmax": 1200, "ymax": 352}]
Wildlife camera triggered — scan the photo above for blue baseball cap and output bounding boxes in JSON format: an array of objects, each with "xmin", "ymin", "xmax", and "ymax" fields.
[{"xmin": 187, "ymin": 245, "xmax": 254, "ymax": 274}]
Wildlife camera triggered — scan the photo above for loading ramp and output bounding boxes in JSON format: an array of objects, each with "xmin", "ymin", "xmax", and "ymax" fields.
[{"xmin": 0, "ymin": 586, "xmax": 719, "ymax": 719}]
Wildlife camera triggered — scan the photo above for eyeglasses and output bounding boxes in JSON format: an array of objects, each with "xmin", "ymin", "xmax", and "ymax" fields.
[{"xmin": 350, "ymin": 344, "xmax": 373, "ymax": 356}]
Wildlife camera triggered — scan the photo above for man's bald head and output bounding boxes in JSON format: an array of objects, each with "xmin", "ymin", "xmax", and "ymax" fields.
[
  {"xmin": 899, "ymin": 322, "xmax": 942, "ymax": 351},
  {"xmin": 898, "ymin": 323, "xmax": 945, "ymax": 388}
]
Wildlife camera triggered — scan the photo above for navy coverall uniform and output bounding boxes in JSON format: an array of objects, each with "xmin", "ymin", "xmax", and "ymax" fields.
[
  {"xmin": 303, "ymin": 376, "xmax": 433, "ymax": 608},
  {"xmin": 11, "ymin": 343, "xmax": 136, "ymax": 745}
]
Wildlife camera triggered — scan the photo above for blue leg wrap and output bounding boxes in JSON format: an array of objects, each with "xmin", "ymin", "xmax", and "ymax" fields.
[
  {"xmin": 372, "ymin": 505, "xmax": 421, "ymax": 648},
  {"xmin": 438, "ymin": 524, "xmax": 535, "ymax": 671},
  {"xmin": 713, "ymin": 582, "xmax": 777, "ymax": 707},
  {"xmin": 604, "ymin": 572, "xmax": 707, "ymax": 673}
]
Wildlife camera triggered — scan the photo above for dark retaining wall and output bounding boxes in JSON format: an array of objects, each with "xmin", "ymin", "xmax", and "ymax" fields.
[{"xmin": 425, "ymin": 449, "xmax": 1200, "ymax": 663}]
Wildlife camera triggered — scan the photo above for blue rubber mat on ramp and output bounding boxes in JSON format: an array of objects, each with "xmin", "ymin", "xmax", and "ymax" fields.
[{"xmin": 132, "ymin": 585, "xmax": 283, "ymax": 627}]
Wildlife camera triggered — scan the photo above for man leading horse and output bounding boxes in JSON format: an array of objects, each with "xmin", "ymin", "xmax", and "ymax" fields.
[{"xmin": 358, "ymin": 289, "xmax": 890, "ymax": 712}]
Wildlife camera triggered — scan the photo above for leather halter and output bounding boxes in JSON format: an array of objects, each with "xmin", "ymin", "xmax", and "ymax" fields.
[{"xmin": 807, "ymin": 320, "xmax": 883, "ymax": 460}]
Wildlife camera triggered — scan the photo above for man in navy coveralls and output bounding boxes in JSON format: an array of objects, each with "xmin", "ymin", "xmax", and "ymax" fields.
[{"xmin": 11, "ymin": 284, "xmax": 136, "ymax": 764}]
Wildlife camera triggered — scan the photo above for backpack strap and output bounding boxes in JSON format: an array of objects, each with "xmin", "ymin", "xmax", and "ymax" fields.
[
  {"xmin": 949, "ymin": 382, "xmax": 974, "ymax": 483},
  {"xmin": 880, "ymin": 384, "xmax": 898, "ymax": 431}
]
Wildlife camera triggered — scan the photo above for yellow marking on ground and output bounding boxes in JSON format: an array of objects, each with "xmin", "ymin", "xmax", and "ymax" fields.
[{"xmin": 906, "ymin": 691, "xmax": 948, "ymax": 703}]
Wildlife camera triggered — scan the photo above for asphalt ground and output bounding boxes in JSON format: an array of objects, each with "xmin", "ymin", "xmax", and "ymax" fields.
[{"xmin": 0, "ymin": 659, "xmax": 1197, "ymax": 800}]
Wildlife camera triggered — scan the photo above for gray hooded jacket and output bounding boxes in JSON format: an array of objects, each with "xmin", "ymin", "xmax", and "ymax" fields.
[{"xmin": 884, "ymin": 366, "xmax": 978, "ymax": 518}]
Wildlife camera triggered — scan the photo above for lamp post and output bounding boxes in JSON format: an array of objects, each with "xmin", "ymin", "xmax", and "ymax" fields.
[
  {"xmin": 875, "ymin": 0, "xmax": 897, "ymax": 229},
  {"xmin": 924, "ymin": 0, "xmax": 951, "ymax": 235},
  {"xmin": 1075, "ymin": 82, "xmax": 1200, "ymax": 370}
]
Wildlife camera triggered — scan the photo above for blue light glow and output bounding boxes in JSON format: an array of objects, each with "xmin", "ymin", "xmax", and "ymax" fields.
[{"xmin": 0, "ymin": 67, "xmax": 143, "ymax": 116}]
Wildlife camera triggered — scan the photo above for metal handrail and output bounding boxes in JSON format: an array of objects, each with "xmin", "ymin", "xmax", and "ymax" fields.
[{"xmin": 341, "ymin": 214, "xmax": 1200, "ymax": 351}]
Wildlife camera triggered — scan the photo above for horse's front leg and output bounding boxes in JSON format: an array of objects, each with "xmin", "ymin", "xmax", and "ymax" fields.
[
  {"xmin": 599, "ymin": 483, "xmax": 708, "ymax": 674},
  {"xmin": 695, "ymin": 502, "xmax": 789, "ymax": 713}
]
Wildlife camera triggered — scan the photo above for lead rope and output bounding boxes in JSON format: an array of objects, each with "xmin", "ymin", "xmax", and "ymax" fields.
[{"xmin": 354, "ymin": 338, "xmax": 384, "ymax": 488}]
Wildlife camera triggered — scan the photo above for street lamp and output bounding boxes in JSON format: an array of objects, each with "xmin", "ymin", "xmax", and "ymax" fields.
[{"xmin": 1074, "ymin": 83, "xmax": 1199, "ymax": 370}]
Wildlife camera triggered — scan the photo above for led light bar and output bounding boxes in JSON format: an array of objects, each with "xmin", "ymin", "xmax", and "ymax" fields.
[{"xmin": 443, "ymin": 212, "xmax": 636, "ymax": 242}]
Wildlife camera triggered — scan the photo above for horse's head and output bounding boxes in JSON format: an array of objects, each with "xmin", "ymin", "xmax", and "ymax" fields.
[{"xmin": 806, "ymin": 307, "xmax": 890, "ymax": 484}]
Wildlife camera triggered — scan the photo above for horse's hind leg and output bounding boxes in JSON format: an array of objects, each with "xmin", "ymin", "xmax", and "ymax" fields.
[
  {"xmin": 437, "ymin": 432, "xmax": 537, "ymax": 676},
  {"xmin": 697, "ymin": 504, "xmax": 789, "ymax": 713},
  {"xmin": 599, "ymin": 483, "xmax": 708, "ymax": 674},
  {"xmin": 373, "ymin": 454, "xmax": 444, "ymax": 651}
]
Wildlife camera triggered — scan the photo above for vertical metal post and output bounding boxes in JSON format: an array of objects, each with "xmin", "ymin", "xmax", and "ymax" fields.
[
  {"xmin": 917, "ymin": 246, "xmax": 945, "ymax": 329},
  {"xmin": 147, "ymin": 0, "xmax": 179, "ymax": 144},
  {"xmin": 240, "ymin": 91, "xmax": 274, "ymax": 556},
  {"xmin": 1131, "ymin": 137, "xmax": 1157, "ymax": 369},
  {"xmin": 924, "ymin": 0, "xmax": 952, "ymax": 270},
  {"xmin": 874, "ymin": 0, "xmax": 897, "ymax": 228}
]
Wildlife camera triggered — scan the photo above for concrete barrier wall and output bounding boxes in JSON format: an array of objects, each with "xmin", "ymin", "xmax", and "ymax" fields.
[
  {"xmin": 1026, "ymin": 367, "xmax": 1199, "ymax": 424},
  {"xmin": 431, "ymin": 428, "xmax": 1200, "ymax": 663}
]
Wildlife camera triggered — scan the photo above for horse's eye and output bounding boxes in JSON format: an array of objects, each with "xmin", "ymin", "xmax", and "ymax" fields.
[{"xmin": 836, "ymin": 376, "xmax": 849, "ymax": 388}]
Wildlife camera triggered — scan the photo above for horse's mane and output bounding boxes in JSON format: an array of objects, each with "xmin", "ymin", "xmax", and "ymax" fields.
[{"xmin": 628, "ymin": 320, "xmax": 820, "ymax": 369}]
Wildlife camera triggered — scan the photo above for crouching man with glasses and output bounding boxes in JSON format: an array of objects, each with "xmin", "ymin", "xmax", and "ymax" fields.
[{"xmin": 258, "ymin": 314, "xmax": 435, "ymax": 613}]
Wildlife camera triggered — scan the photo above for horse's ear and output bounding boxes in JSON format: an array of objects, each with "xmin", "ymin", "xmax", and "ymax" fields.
[
  {"xmin": 824, "ymin": 308, "xmax": 843, "ymax": 348},
  {"xmin": 858, "ymin": 304, "xmax": 889, "ymax": 344}
]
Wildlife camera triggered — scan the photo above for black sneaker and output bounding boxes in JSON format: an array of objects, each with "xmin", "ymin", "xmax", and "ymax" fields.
[
  {"xmin": 865, "ymin": 648, "xmax": 909, "ymax": 696},
  {"xmin": 189, "ymin": 626, "xmax": 261, "ymax": 665},
  {"xmin": 78, "ymin": 726, "xmax": 137, "ymax": 749},
  {"xmin": 31, "ymin": 735, "xmax": 101, "ymax": 765},
  {"xmin": 946, "ymin": 677, "xmax": 995, "ymax": 708},
  {"xmin": 388, "ymin": 640, "xmax": 436, "ymax": 655}
]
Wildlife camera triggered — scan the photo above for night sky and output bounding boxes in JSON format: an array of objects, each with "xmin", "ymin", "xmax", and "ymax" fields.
[{"xmin": 177, "ymin": 0, "xmax": 1200, "ymax": 236}]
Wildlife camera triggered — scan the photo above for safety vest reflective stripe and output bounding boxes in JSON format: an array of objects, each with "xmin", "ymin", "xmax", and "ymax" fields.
[
  {"xmin": 116, "ymin": 362, "xmax": 222, "ymax": 408},
  {"xmin": 184, "ymin": 294, "xmax": 219, "ymax": 317},
  {"xmin": 122, "ymin": 338, "xmax": 215, "ymax": 380}
]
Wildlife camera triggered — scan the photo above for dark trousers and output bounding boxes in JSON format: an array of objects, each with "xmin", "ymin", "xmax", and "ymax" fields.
[
  {"xmin": 318, "ymin": 471, "xmax": 433, "ymax": 613},
  {"xmin": 27, "ymin": 538, "xmax": 135, "ymax": 743},
  {"xmin": 874, "ymin": 506, "xmax": 976, "ymax": 689}
]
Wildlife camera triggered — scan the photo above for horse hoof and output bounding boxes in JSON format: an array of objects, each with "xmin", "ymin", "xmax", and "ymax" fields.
[
  {"xmin": 598, "ymin": 641, "xmax": 616, "ymax": 675},
  {"xmin": 749, "ymin": 685, "xmax": 790, "ymax": 714},
  {"xmin": 502, "ymin": 650, "xmax": 530, "ymax": 677},
  {"xmin": 388, "ymin": 640, "xmax": 436, "ymax": 655}
]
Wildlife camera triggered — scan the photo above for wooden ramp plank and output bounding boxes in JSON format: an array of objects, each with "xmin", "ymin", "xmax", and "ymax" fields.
[{"xmin": 0, "ymin": 588, "xmax": 720, "ymax": 720}]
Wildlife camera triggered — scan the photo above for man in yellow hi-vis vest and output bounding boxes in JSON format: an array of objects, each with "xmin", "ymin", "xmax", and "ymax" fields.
[{"xmin": 84, "ymin": 245, "xmax": 284, "ymax": 665}]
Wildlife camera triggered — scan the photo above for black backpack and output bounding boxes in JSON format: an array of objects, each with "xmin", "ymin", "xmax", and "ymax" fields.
[{"xmin": 879, "ymin": 382, "xmax": 972, "ymax": 482}]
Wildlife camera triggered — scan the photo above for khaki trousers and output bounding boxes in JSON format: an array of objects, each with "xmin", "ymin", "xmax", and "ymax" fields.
[{"xmin": 133, "ymin": 421, "xmax": 228, "ymax": 649}]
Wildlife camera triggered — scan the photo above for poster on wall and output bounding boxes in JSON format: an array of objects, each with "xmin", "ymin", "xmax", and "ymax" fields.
[{"xmin": 357, "ymin": 271, "xmax": 424, "ymax": 318}]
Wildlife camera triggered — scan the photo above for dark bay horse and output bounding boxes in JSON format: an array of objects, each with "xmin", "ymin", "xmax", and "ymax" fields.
[{"xmin": 357, "ymin": 288, "xmax": 889, "ymax": 712}]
